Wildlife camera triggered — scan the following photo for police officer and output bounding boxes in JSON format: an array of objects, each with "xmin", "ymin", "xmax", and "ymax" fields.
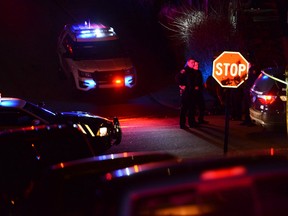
[
  {"xmin": 175, "ymin": 57, "xmax": 207, "ymax": 129},
  {"xmin": 193, "ymin": 60, "xmax": 209, "ymax": 124}
]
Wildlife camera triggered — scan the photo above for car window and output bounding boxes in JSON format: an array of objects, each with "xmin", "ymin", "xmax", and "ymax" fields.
[
  {"xmin": 36, "ymin": 127, "xmax": 95, "ymax": 164},
  {"xmin": 61, "ymin": 34, "xmax": 75, "ymax": 57},
  {"xmin": 23, "ymin": 102, "xmax": 56, "ymax": 122},
  {"xmin": 252, "ymin": 72, "xmax": 285, "ymax": 94},
  {"xmin": 72, "ymin": 40, "xmax": 126, "ymax": 60},
  {"xmin": 0, "ymin": 126, "xmax": 94, "ymax": 165},
  {"xmin": 0, "ymin": 108, "xmax": 37, "ymax": 127},
  {"xmin": 252, "ymin": 73, "xmax": 274, "ymax": 92}
]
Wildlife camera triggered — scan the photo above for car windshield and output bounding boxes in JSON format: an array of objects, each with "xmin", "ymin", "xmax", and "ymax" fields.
[
  {"xmin": 24, "ymin": 102, "xmax": 57, "ymax": 121},
  {"xmin": 252, "ymin": 68, "xmax": 285, "ymax": 94},
  {"xmin": 72, "ymin": 40, "xmax": 127, "ymax": 60}
]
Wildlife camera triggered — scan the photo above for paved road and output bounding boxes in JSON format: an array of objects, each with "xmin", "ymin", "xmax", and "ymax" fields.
[
  {"xmin": 1, "ymin": 0, "xmax": 287, "ymax": 159},
  {"xmin": 104, "ymin": 115, "xmax": 288, "ymax": 159}
]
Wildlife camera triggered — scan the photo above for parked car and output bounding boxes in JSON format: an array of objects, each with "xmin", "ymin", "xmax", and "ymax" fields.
[
  {"xmin": 17, "ymin": 150, "xmax": 288, "ymax": 216},
  {"xmin": 57, "ymin": 21, "xmax": 137, "ymax": 91},
  {"xmin": 0, "ymin": 97, "xmax": 122, "ymax": 152},
  {"xmin": 1, "ymin": 151, "xmax": 177, "ymax": 215},
  {"xmin": 250, "ymin": 67, "xmax": 287, "ymax": 129},
  {"xmin": 0, "ymin": 123, "xmax": 97, "ymax": 214}
]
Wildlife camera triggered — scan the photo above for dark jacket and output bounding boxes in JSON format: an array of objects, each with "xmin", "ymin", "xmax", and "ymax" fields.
[{"xmin": 175, "ymin": 66, "xmax": 203, "ymax": 96}]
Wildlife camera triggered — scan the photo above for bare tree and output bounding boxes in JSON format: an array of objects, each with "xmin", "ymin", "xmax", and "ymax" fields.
[{"xmin": 159, "ymin": 1, "xmax": 245, "ymax": 80}]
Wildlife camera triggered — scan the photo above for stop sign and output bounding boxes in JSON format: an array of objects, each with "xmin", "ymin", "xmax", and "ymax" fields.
[{"xmin": 212, "ymin": 51, "xmax": 249, "ymax": 88}]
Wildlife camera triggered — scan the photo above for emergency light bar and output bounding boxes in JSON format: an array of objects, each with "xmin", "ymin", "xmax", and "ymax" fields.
[{"xmin": 70, "ymin": 21, "xmax": 116, "ymax": 41}]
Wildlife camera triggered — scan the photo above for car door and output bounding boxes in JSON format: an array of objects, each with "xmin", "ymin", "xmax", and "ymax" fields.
[
  {"xmin": 57, "ymin": 31, "xmax": 74, "ymax": 78},
  {"xmin": 0, "ymin": 108, "xmax": 45, "ymax": 130}
]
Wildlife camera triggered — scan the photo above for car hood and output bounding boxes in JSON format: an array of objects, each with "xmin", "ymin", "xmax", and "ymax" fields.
[
  {"xmin": 73, "ymin": 58, "xmax": 133, "ymax": 72},
  {"xmin": 58, "ymin": 111, "xmax": 109, "ymax": 123}
]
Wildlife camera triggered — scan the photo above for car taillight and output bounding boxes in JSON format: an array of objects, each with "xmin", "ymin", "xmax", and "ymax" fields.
[
  {"xmin": 201, "ymin": 166, "xmax": 246, "ymax": 180},
  {"xmin": 257, "ymin": 95, "xmax": 277, "ymax": 105}
]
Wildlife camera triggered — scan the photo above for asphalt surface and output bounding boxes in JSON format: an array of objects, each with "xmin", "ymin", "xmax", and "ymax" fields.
[
  {"xmin": 149, "ymin": 84, "xmax": 288, "ymax": 141},
  {"xmin": 150, "ymin": 84, "xmax": 217, "ymax": 112}
]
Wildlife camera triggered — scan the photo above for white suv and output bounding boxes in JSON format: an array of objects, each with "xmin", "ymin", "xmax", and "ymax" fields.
[{"xmin": 57, "ymin": 21, "xmax": 137, "ymax": 91}]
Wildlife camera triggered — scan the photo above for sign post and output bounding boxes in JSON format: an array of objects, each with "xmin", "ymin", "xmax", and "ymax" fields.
[{"xmin": 212, "ymin": 51, "xmax": 249, "ymax": 154}]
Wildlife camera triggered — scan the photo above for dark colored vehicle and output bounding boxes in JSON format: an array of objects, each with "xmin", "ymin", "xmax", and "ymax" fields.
[
  {"xmin": 17, "ymin": 151, "xmax": 288, "ymax": 216},
  {"xmin": 0, "ymin": 97, "xmax": 122, "ymax": 152},
  {"xmin": 0, "ymin": 123, "xmax": 97, "ymax": 213},
  {"xmin": 1, "ymin": 151, "xmax": 177, "ymax": 215},
  {"xmin": 250, "ymin": 67, "xmax": 287, "ymax": 129}
]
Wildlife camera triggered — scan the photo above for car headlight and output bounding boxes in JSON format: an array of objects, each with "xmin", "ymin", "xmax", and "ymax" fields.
[
  {"xmin": 78, "ymin": 70, "xmax": 93, "ymax": 78},
  {"xmin": 97, "ymin": 127, "xmax": 108, "ymax": 137}
]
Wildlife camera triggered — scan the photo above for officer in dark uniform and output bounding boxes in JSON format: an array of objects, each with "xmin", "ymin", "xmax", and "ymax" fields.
[
  {"xmin": 175, "ymin": 57, "xmax": 207, "ymax": 129},
  {"xmin": 193, "ymin": 60, "xmax": 209, "ymax": 124}
]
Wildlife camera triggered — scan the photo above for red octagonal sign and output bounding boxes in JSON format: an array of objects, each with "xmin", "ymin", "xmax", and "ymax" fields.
[{"xmin": 213, "ymin": 51, "xmax": 249, "ymax": 88}]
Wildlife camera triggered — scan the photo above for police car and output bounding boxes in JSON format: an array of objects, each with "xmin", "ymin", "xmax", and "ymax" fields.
[
  {"xmin": 57, "ymin": 21, "xmax": 137, "ymax": 91},
  {"xmin": 0, "ymin": 97, "xmax": 122, "ymax": 152}
]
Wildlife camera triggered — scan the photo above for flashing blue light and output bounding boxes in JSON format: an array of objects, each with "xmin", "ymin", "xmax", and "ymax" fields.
[
  {"xmin": 0, "ymin": 100, "xmax": 21, "ymax": 107},
  {"xmin": 80, "ymin": 30, "xmax": 91, "ymax": 34},
  {"xmin": 77, "ymin": 31, "xmax": 110, "ymax": 39},
  {"xmin": 262, "ymin": 75, "xmax": 269, "ymax": 79},
  {"xmin": 72, "ymin": 22, "xmax": 115, "ymax": 40},
  {"xmin": 125, "ymin": 75, "xmax": 133, "ymax": 86},
  {"xmin": 83, "ymin": 80, "xmax": 96, "ymax": 88},
  {"xmin": 115, "ymin": 169, "xmax": 124, "ymax": 177},
  {"xmin": 78, "ymin": 29, "xmax": 104, "ymax": 39},
  {"xmin": 78, "ymin": 32, "xmax": 96, "ymax": 39},
  {"xmin": 98, "ymin": 155, "xmax": 108, "ymax": 161}
]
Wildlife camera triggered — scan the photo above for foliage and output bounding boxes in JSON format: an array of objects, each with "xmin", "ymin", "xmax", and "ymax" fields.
[{"xmin": 159, "ymin": 3, "xmax": 245, "ymax": 81}]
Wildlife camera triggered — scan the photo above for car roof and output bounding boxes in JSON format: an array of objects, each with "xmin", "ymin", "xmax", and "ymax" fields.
[
  {"xmin": 50, "ymin": 151, "xmax": 178, "ymax": 177},
  {"xmin": 0, "ymin": 97, "xmax": 26, "ymax": 108},
  {"xmin": 66, "ymin": 21, "xmax": 118, "ymax": 42},
  {"xmin": 25, "ymin": 152, "xmax": 288, "ymax": 216},
  {"xmin": 261, "ymin": 66, "xmax": 286, "ymax": 79},
  {"xmin": 100, "ymin": 153, "xmax": 288, "ymax": 216}
]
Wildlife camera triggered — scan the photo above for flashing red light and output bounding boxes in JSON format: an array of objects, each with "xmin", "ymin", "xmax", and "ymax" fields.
[
  {"xmin": 105, "ymin": 173, "xmax": 112, "ymax": 181},
  {"xmin": 201, "ymin": 166, "xmax": 247, "ymax": 180},
  {"xmin": 258, "ymin": 95, "xmax": 276, "ymax": 105},
  {"xmin": 270, "ymin": 148, "xmax": 274, "ymax": 156},
  {"xmin": 114, "ymin": 78, "xmax": 123, "ymax": 85}
]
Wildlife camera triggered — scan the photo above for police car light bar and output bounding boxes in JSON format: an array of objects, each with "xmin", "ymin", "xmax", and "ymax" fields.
[{"xmin": 71, "ymin": 21, "xmax": 116, "ymax": 40}]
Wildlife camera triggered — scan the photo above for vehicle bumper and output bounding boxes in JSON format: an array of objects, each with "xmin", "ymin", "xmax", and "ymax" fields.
[
  {"xmin": 249, "ymin": 107, "xmax": 286, "ymax": 129},
  {"xmin": 76, "ymin": 74, "xmax": 136, "ymax": 91},
  {"xmin": 90, "ymin": 117, "xmax": 121, "ymax": 151}
]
